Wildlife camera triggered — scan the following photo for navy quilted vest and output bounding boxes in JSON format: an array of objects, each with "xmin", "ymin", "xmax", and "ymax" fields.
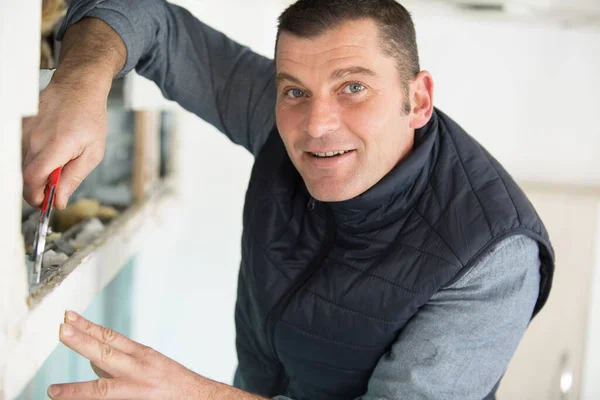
[{"xmin": 233, "ymin": 109, "xmax": 554, "ymax": 399}]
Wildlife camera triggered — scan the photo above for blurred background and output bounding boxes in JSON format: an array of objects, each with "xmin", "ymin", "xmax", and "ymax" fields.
[{"xmin": 1, "ymin": 0, "xmax": 599, "ymax": 399}]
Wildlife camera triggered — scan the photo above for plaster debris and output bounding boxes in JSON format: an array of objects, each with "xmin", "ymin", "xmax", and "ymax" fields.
[
  {"xmin": 21, "ymin": 212, "xmax": 39, "ymax": 250},
  {"xmin": 42, "ymin": 249, "xmax": 69, "ymax": 268},
  {"xmin": 51, "ymin": 237, "xmax": 76, "ymax": 256},
  {"xmin": 92, "ymin": 183, "xmax": 133, "ymax": 207},
  {"xmin": 54, "ymin": 198, "xmax": 120, "ymax": 232},
  {"xmin": 54, "ymin": 198, "xmax": 102, "ymax": 232},
  {"xmin": 68, "ymin": 218, "xmax": 105, "ymax": 250},
  {"xmin": 46, "ymin": 232, "xmax": 61, "ymax": 243},
  {"xmin": 97, "ymin": 205, "xmax": 120, "ymax": 220}
]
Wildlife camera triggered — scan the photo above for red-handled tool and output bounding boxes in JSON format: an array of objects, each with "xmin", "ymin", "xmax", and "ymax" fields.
[{"xmin": 31, "ymin": 166, "xmax": 62, "ymax": 286}]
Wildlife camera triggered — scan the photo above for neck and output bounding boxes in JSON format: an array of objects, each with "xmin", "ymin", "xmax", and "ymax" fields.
[{"xmin": 322, "ymin": 112, "xmax": 439, "ymax": 232}]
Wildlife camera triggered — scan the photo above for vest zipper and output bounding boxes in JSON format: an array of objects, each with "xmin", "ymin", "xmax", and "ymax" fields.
[{"xmin": 264, "ymin": 197, "xmax": 336, "ymax": 359}]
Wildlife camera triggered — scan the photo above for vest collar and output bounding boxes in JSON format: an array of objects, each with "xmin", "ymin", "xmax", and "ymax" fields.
[{"xmin": 317, "ymin": 110, "xmax": 440, "ymax": 233}]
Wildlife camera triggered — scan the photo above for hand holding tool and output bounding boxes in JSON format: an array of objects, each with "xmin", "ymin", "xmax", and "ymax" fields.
[{"xmin": 31, "ymin": 166, "xmax": 62, "ymax": 286}]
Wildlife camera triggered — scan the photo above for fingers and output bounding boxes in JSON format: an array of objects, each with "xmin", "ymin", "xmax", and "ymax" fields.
[
  {"xmin": 91, "ymin": 361, "xmax": 113, "ymax": 379},
  {"xmin": 48, "ymin": 378, "xmax": 147, "ymax": 400},
  {"xmin": 55, "ymin": 314, "xmax": 201, "ymax": 400},
  {"xmin": 54, "ymin": 145, "xmax": 105, "ymax": 209},
  {"xmin": 22, "ymin": 137, "xmax": 81, "ymax": 208},
  {"xmin": 21, "ymin": 80, "xmax": 108, "ymax": 209},
  {"xmin": 64, "ymin": 311, "xmax": 142, "ymax": 357},
  {"xmin": 59, "ymin": 323, "xmax": 140, "ymax": 379},
  {"xmin": 22, "ymin": 140, "xmax": 104, "ymax": 209}
]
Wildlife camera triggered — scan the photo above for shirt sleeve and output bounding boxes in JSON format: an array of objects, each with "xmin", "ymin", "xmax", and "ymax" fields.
[
  {"xmin": 269, "ymin": 235, "xmax": 541, "ymax": 400},
  {"xmin": 57, "ymin": 0, "xmax": 276, "ymax": 156},
  {"xmin": 357, "ymin": 234, "xmax": 541, "ymax": 400}
]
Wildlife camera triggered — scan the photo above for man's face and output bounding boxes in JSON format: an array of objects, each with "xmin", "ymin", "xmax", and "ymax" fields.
[{"xmin": 275, "ymin": 19, "xmax": 417, "ymax": 202}]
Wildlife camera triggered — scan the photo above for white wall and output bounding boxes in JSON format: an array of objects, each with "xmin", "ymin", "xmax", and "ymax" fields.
[
  {"xmin": 132, "ymin": 112, "xmax": 252, "ymax": 383},
  {"xmin": 130, "ymin": 0, "xmax": 600, "ymax": 386},
  {"xmin": 130, "ymin": 0, "xmax": 279, "ymax": 383},
  {"xmin": 411, "ymin": 7, "xmax": 600, "ymax": 186}
]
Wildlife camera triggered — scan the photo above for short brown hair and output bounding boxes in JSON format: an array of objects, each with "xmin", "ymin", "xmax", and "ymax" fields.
[{"xmin": 276, "ymin": 0, "xmax": 420, "ymax": 91}]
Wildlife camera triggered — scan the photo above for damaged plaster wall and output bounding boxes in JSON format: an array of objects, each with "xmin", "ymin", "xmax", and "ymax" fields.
[
  {"xmin": 0, "ymin": 115, "xmax": 29, "ymax": 399},
  {"xmin": 0, "ymin": 0, "xmax": 43, "ymax": 398}
]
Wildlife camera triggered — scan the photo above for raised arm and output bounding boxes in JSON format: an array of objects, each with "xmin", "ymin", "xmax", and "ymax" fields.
[
  {"xmin": 359, "ymin": 235, "xmax": 541, "ymax": 399},
  {"xmin": 58, "ymin": 0, "xmax": 276, "ymax": 154},
  {"xmin": 23, "ymin": 0, "xmax": 276, "ymax": 208}
]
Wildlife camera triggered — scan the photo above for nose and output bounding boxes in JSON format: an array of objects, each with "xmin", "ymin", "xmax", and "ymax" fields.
[{"xmin": 305, "ymin": 97, "xmax": 340, "ymax": 138}]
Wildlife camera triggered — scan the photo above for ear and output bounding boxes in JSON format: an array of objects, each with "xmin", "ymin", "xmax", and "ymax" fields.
[{"xmin": 408, "ymin": 70, "xmax": 434, "ymax": 129}]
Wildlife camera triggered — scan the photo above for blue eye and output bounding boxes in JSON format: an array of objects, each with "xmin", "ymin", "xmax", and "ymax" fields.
[
  {"xmin": 286, "ymin": 89, "xmax": 305, "ymax": 98},
  {"xmin": 344, "ymin": 83, "xmax": 365, "ymax": 94}
]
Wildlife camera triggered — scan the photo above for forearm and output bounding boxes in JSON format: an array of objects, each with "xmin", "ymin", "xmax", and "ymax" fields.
[
  {"xmin": 53, "ymin": 17, "xmax": 125, "ymax": 95},
  {"xmin": 57, "ymin": 0, "xmax": 276, "ymax": 155}
]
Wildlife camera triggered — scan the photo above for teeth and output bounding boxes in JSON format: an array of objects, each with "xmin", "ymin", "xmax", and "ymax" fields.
[{"xmin": 312, "ymin": 150, "xmax": 350, "ymax": 158}]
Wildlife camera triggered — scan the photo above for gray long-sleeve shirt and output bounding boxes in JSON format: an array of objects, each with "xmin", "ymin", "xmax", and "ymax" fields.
[{"xmin": 58, "ymin": 2, "xmax": 542, "ymax": 398}]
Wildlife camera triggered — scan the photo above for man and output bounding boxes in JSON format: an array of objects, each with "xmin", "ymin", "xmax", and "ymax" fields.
[{"xmin": 22, "ymin": 0, "xmax": 554, "ymax": 399}]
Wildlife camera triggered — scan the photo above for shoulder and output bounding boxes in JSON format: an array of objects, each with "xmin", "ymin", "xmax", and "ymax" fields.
[{"xmin": 445, "ymin": 234, "xmax": 541, "ymax": 291}]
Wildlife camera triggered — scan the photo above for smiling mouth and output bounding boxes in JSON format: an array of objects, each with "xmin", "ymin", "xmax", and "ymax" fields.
[{"xmin": 310, "ymin": 150, "xmax": 355, "ymax": 158}]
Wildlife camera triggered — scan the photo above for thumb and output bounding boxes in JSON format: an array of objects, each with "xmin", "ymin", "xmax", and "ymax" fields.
[{"xmin": 55, "ymin": 146, "xmax": 104, "ymax": 209}]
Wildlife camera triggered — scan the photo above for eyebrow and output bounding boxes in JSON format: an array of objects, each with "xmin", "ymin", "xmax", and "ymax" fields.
[
  {"xmin": 275, "ymin": 66, "xmax": 377, "ymax": 87},
  {"xmin": 276, "ymin": 72, "xmax": 305, "ymax": 87},
  {"xmin": 330, "ymin": 66, "xmax": 377, "ymax": 80}
]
